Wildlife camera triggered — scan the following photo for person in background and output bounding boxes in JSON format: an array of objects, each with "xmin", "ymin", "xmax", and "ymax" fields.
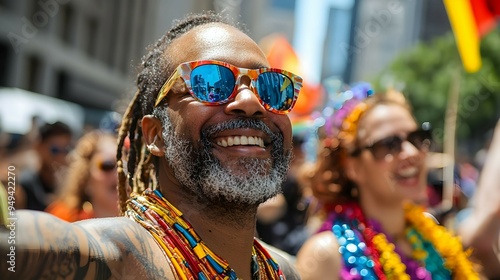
[
  {"xmin": 457, "ymin": 155, "xmax": 479, "ymax": 199},
  {"xmin": 46, "ymin": 130, "xmax": 119, "ymax": 222},
  {"xmin": 18, "ymin": 121, "xmax": 73, "ymax": 211},
  {"xmin": 295, "ymin": 87, "xmax": 480, "ymax": 279},
  {"xmin": 456, "ymin": 120, "xmax": 500, "ymax": 279}
]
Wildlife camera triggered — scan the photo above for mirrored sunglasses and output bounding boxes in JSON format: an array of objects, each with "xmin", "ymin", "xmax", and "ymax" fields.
[
  {"xmin": 351, "ymin": 127, "xmax": 432, "ymax": 160},
  {"xmin": 98, "ymin": 160, "xmax": 117, "ymax": 172},
  {"xmin": 154, "ymin": 60, "xmax": 303, "ymax": 114}
]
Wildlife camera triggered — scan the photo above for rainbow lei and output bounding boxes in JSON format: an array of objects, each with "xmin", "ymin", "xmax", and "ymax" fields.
[
  {"xmin": 126, "ymin": 189, "xmax": 285, "ymax": 280},
  {"xmin": 404, "ymin": 203, "xmax": 478, "ymax": 279},
  {"xmin": 321, "ymin": 202, "xmax": 479, "ymax": 279}
]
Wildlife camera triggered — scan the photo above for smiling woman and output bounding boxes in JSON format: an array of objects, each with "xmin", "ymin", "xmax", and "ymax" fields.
[
  {"xmin": 295, "ymin": 86, "xmax": 480, "ymax": 279},
  {"xmin": 46, "ymin": 129, "xmax": 119, "ymax": 222}
]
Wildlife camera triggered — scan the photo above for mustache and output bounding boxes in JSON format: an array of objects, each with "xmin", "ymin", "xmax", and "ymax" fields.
[{"xmin": 201, "ymin": 118, "xmax": 281, "ymax": 142}]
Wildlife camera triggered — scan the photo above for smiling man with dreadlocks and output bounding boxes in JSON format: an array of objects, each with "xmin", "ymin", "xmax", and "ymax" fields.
[{"xmin": 0, "ymin": 11, "xmax": 303, "ymax": 280}]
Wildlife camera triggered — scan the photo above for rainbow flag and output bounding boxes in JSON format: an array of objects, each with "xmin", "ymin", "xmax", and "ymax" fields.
[{"xmin": 443, "ymin": 0, "xmax": 499, "ymax": 72}]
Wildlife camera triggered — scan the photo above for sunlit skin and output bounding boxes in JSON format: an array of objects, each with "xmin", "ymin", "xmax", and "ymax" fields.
[{"xmin": 296, "ymin": 103, "xmax": 429, "ymax": 280}]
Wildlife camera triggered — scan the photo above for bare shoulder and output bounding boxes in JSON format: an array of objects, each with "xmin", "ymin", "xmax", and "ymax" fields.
[
  {"xmin": 1, "ymin": 210, "xmax": 175, "ymax": 279},
  {"xmin": 76, "ymin": 216, "xmax": 175, "ymax": 279},
  {"xmin": 295, "ymin": 231, "xmax": 342, "ymax": 280}
]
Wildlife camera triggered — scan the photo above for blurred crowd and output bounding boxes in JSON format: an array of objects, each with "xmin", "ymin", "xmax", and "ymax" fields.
[
  {"xmin": 0, "ymin": 85, "xmax": 499, "ymax": 279},
  {"xmin": 0, "ymin": 113, "xmax": 123, "ymax": 222}
]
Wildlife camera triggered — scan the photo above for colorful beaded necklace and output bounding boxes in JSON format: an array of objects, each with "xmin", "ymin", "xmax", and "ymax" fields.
[
  {"xmin": 319, "ymin": 202, "xmax": 479, "ymax": 279},
  {"xmin": 126, "ymin": 189, "xmax": 285, "ymax": 280}
]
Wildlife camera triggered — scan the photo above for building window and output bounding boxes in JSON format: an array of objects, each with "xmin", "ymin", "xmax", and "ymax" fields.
[
  {"xmin": 86, "ymin": 16, "xmax": 98, "ymax": 58},
  {"xmin": 0, "ymin": 0, "xmax": 15, "ymax": 10},
  {"xmin": 60, "ymin": 4, "xmax": 74, "ymax": 45},
  {"xmin": 120, "ymin": 3, "xmax": 133, "ymax": 74},
  {"xmin": 26, "ymin": 55, "xmax": 41, "ymax": 93},
  {"xmin": 0, "ymin": 42, "xmax": 10, "ymax": 87},
  {"xmin": 106, "ymin": 0, "xmax": 121, "ymax": 68},
  {"xmin": 56, "ymin": 71, "xmax": 69, "ymax": 99}
]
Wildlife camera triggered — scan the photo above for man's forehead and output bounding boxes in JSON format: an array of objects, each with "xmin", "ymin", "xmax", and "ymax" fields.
[
  {"xmin": 193, "ymin": 24, "xmax": 234, "ymax": 45},
  {"xmin": 167, "ymin": 23, "xmax": 268, "ymax": 68}
]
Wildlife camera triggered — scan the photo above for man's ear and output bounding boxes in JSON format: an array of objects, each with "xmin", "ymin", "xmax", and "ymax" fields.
[{"xmin": 142, "ymin": 115, "xmax": 165, "ymax": 157}]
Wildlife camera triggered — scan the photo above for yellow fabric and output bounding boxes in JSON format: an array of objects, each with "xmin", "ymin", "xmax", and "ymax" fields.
[
  {"xmin": 193, "ymin": 243, "xmax": 207, "ymax": 259},
  {"xmin": 443, "ymin": 0, "xmax": 482, "ymax": 73},
  {"xmin": 0, "ymin": 181, "xmax": 8, "ymax": 226}
]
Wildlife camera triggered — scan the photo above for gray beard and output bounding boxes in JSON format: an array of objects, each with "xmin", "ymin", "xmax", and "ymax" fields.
[{"xmin": 153, "ymin": 107, "xmax": 291, "ymax": 208}]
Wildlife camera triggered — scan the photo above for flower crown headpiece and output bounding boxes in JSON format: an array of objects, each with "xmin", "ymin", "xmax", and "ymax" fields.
[
  {"xmin": 323, "ymin": 82, "xmax": 373, "ymax": 142},
  {"xmin": 302, "ymin": 81, "xmax": 373, "ymax": 163}
]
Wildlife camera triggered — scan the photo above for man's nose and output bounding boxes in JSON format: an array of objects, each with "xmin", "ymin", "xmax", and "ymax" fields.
[{"xmin": 224, "ymin": 76, "xmax": 266, "ymax": 117}]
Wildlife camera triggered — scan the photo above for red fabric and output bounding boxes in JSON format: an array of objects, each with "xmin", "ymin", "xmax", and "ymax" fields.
[
  {"xmin": 471, "ymin": 0, "xmax": 497, "ymax": 37},
  {"xmin": 487, "ymin": 0, "xmax": 500, "ymax": 16}
]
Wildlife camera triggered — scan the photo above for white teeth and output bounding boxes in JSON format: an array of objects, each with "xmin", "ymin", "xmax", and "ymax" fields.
[
  {"xmin": 398, "ymin": 167, "xmax": 418, "ymax": 178},
  {"xmin": 220, "ymin": 139, "xmax": 227, "ymax": 147},
  {"xmin": 216, "ymin": 136, "xmax": 265, "ymax": 148}
]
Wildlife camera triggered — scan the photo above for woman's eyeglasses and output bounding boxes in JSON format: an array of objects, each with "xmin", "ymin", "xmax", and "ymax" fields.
[
  {"xmin": 154, "ymin": 60, "xmax": 303, "ymax": 114},
  {"xmin": 50, "ymin": 145, "xmax": 72, "ymax": 156},
  {"xmin": 351, "ymin": 128, "xmax": 432, "ymax": 160},
  {"xmin": 97, "ymin": 160, "xmax": 117, "ymax": 172}
]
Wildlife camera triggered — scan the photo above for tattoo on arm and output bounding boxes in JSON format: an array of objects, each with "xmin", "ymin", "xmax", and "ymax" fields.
[
  {"xmin": 98, "ymin": 220, "xmax": 168, "ymax": 279},
  {"xmin": 1, "ymin": 211, "xmax": 171, "ymax": 279},
  {"xmin": 1, "ymin": 211, "xmax": 113, "ymax": 279}
]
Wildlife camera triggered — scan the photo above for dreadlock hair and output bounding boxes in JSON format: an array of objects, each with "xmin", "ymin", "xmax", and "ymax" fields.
[{"xmin": 116, "ymin": 11, "xmax": 247, "ymax": 215}]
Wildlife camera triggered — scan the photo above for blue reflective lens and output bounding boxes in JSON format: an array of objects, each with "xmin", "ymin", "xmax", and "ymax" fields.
[
  {"xmin": 257, "ymin": 72, "xmax": 294, "ymax": 111},
  {"xmin": 190, "ymin": 65, "xmax": 235, "ymax": 102},
  {"xmin": 190, "ymin": 64, "xmax": 295, "ymax": 111}
]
